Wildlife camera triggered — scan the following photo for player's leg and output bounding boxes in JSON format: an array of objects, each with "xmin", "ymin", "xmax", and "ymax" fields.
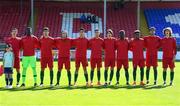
[
  {"xmin": 40, "ymin": 68, "xmax": 45, "ymax": 86},
  {"xmin": 124, "ymin": 68, "xmax": 129, "ymax": 85},
  {"xmin": 140, "ymin": 67, "xmax": 145, "ymax": 86},
  {"xmin": 83, "ymin": 67, "xmax": 89, "ymax": 86},
  {"xmin": 90, "ymin": 67, "xmax": 95, "ymax": 86},
  {"xmin": 74, "ymin": 67, "xmax": 79, "ymax": 86},
  {"xmin": 116, "ymin": 60, "xmax": 122, "ymax": 85},
  {"xmin": 124, "ymin": 59, "xmax": 129, "ymax": 85},
  {"xmin": 67, "ymin": 69, "xmax": 72, "ymax": 86},
  {"xmin": 49, "ymin": 68, "xmax": 54, "ymax": 87},
  {"xmin": 65, "ymin": 59, "xmax": 71, "ymax": 86},
  {"xmin": 30, "ymin": 56, "xmax": 37, "ymax": 87},
  {"xmin": 56, "ymin": 69, "xmax": 62, "ymax": 86},
  {"xmin": 170, "ymin": 69, "xmax": 174, "ymax": 86},
  {"xmin": 163, "ymin": 68, "xmax": 167, "ymax": 86},
  {"xmin": 82, "ymin": 59, "xmax": 89, "ymax": 86},
  {"xmin": 169, "ymin": 60, "xmax": 175, "ymax": 86},
  {"xmin": 109, "ymin": 67, "xmax": 114, "ymax": 85},
  {"xmin": 146, "ymin": 67, "xmax": 150, "ymax": 84},
  {"xmin": 48, "ymin": 58, "xmax": 54, "ymax": 87},
  {"xmin": 90, "ymin": 58, "xmax": 95, "ymax": 86},
  {"xmin": 132, "ymin": 60, "xmax": 137, "ymax": 86},
  {"xmin": 97, "ymin": 59, "xmax": 102, "ymax": 85},
  {"xmin": 132, "ymin": 66, "xmax": 137, "ymax": 86},
  {"xmin": 152, "ymin": 57, "xmax": 158, "ymax": 85},
  {"xmin": 5, "ymin": 73, "xmax": 9, "ymax": 88},
  {"xmin": 104, "ymin": 67, "xmax": 108, "ymax": 86},
  {"xmin": 104, "ymin": 58, "xmax": 109, "ymax": 86},
  {"xmin": 56, "ymin": 59, "xmax": 63, "ymax": 86},
  {"xmin": 21, "ymin": 56, "xmax": 29, "ymax": 87},
  {"xmin": 140, "ymin": 60, "xmax": 145, "ymax": 86},
  {"xmin": 97, "ymin": 67, "xmax": 101, "ymax": 85},
  {"xmin": 16, "ymin": 68, "xmax": 21, "ymax": 87},
  {"xmin": 145, "ymin": 57, "xmax": 151, "ymax": 84},
  {"xmin": 74, "ymin": 58, "xmax": 80, "ymax": 86},
  {"xmin": 162, "ymin": 59, "xmax": 168, "ymax": 86},
  {"xmin": 109, "ymin": 59, "xmax": 115, "ymax": 85},
  {"xmin": 40, "ymin": 58, "xmax": 46, "ymax": 86},
  {"xmin": 153, "ymin": 67, "xmax": 158, "ymax": 85},
  {"xmin": 14, "ymin": 57, "xmax": 21, "ymax": 87},
  {"xmin": 8, "ymin": 73, "xmax": 13, "ymax": 89},
  {"xmin": 116, "ymin": 68, "xmax": 120, "ymax": 85}
]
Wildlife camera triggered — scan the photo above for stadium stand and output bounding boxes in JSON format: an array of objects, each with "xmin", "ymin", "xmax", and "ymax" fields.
[
  {"xmin": 34, "ymin": 2, "xmax": 136, "ymax": 38},
  {"xmin": 144, "ymin": 8, "xmax": 180, "ymax": 45},
  {"xmin": 0, "ymin": 1, "xmax": 180, "ymax": 47},
  {"xmin": 0, "ymin": 4, "xmax": 30, "ymax": 42}
]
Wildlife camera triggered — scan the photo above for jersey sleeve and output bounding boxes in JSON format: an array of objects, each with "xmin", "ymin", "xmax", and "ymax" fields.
[
  {"xmin": 88, "ymin": 39, "xmax": 92, "ymax": 49},
  {"xmin": 129, "ymin": 40, "xmax": 133, "ymax": 51},
  {"xmin": 173, "ymin": 38, "xmax": 177, "ymax": 55},
  {"xmin": 71, "ymin": 38, "xmax": 76, "ymax": 48}
]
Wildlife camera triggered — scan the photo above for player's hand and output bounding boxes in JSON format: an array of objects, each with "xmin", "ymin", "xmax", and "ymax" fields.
[
  {"xmin": 1, "ymin": 65, "xmax": 3, "ymax": 69},
  {"xmin": 173, "ymin": 55, "xmax": 176, "ymax": 62}
]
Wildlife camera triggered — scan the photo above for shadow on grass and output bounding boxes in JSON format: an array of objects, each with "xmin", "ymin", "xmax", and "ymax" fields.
[{"xmin": 0, "ymin": 84, "xmax": 171, "ymax": 91}]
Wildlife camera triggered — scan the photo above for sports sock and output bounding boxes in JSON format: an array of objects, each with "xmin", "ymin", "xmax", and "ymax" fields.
[
  {"xmin": 109, "ymin": 70, "xmax": 114, "ymax": 82},
  {"xmin": 125, "ymin": 68, "xmax": 129, "ymax": 82},
  {"xmin": 104, "ymin": 69, "xmax": 108, "ymax": 82},
  {"xmin": 140, "ymin": 68, "xmax": 144, "ymax": 82}
]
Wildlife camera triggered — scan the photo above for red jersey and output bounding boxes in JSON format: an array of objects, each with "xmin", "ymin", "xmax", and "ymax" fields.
[
  {"xmin": 6, "ymin": 37, "xmax": 21, "ymax": 57},
  {"xmin": 130, "ymin": 38, "xmax": 145, "ymax": 60},
  {"xmin": 144, "ymin": 36, "xmax": 161, "ymax": 56},
  {"xmin": 89, "ymin": 37, "xmax": 103, "ymax": 59},
  {"xmin": 104, "ymin": 37, "xmax": 116, "ymax": 59},
  {"xmin": 21, "ymin": 35, "xmax": 38, "ymax": 56},
  {"xmin": 55, "ymin": 37, "xmax": 72, "ymax": 58},
  {"xmin": 161, "ymin": 37, "xmax": 176, "ymax": 59},
  {"xmin": 39, "ymin": 36, "xmax": 55, "ymax": 58},
  {"xmin": 73, "ymin": 37, "xmax": 88, "ymax": 58},
  {"xmin": 116, "ymin": 38, "xmax": 129, "ymax": 60}
]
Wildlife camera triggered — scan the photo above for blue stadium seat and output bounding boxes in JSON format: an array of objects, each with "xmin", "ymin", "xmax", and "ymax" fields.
[{"xmin": 144, "ymin": 8, "xmax": 180, "ymax": 45}]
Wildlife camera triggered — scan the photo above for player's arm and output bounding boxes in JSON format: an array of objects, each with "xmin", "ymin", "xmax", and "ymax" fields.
[
  {"xmin": 173, "ymin": 38, "xmax": 177, "ymax": 61},
  {"xmin": 88, "ymin": 38, "xmax": 92, "ymax": 49},
  {"xmin": 11, "ymin": 52, "xmax": 14, "ymax": 69},
  {"xmin": 19, "ymin": 38, "xmax": 23, "ymax": 51},
  {"xmin": 70, "ymin": 38, "xmax": 76, "ymax": 48},
  {"xmin": 2, "ymin": 53, "xmax": 5, "ymax": 68},
  {"xmin": 143, "ymin": 36, "xmax": 147, "ymax": 48},
  {"xmin": 129, "ymin": 39, "xmax": 133, "ymax": 51},
  {"xmin": 34, "ymin": 36, "xmax": 40, "ymax": 49}
]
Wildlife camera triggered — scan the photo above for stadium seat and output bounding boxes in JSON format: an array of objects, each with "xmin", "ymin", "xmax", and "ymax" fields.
[{"xmin": 144, "ymin": 8, "xmax": 180, "ymax": 45}]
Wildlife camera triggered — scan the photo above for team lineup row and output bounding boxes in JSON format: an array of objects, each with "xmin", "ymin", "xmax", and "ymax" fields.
[{"xmin": 2, "ymin": 26, "xmax": 176, "ymax": 89}]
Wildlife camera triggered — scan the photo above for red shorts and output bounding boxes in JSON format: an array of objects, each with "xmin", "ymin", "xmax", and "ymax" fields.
[
  {"xmin": 14, "ymin": 56, "xmax": 20, "ymax": 70},
  {"xmin": 146, "ymin": 56, "xmax": 158, "ymax": 67},
  {"xmin": 133, "ymin": 59, "xmax": 145, "ymax": 68},
  {"xmin": 90, "ymin": 58, "xmax": 102, "ymax": 69},
  {"xmin": 58, "ymin": 57, "xmax": 70, "ymax": 70},
  {"xmin": 75, "ymin": 57, "xmax": 88, "ymax": 68},
  {"xmin": 117, "ymin": 59, "xmax": 129, "ymax": 69},
  {"xmin": 104, "ymin": 58, "xmax": 115, "ymax": 68},
  {"xmin": 41, "ymin": 57, "xmax": 53, "ymax": 69},
  {"xmin": 162, "ymin": 58, "xmax": 175, "ymax": 69}
]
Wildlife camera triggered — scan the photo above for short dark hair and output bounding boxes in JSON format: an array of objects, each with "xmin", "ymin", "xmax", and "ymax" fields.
[
  {"xmin": 80, "ymin": 27, "xmax": 85, "ymax": 31},
  {"xmin": 12, "ymin": 28, "xmax": 18, "ymax": 31},
  {"xmin": 95, "ymin": 29, "xmax": 99, "ymax": 32},
  {"xmin": 5, "ymin": 44, "xmax": 12, "ymax": 49},
  {"xmin": 43, "ymin": 27, "xmax": 49, "ymax": 31},
  {"xmin": 149, "ymin": 27, "xmax": 156, "ymax": 31}
]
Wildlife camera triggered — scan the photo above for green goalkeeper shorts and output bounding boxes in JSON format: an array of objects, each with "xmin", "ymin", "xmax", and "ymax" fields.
[{"xmin": 22, "ymin": 56, "xmax": 36, "ymax": 68}]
